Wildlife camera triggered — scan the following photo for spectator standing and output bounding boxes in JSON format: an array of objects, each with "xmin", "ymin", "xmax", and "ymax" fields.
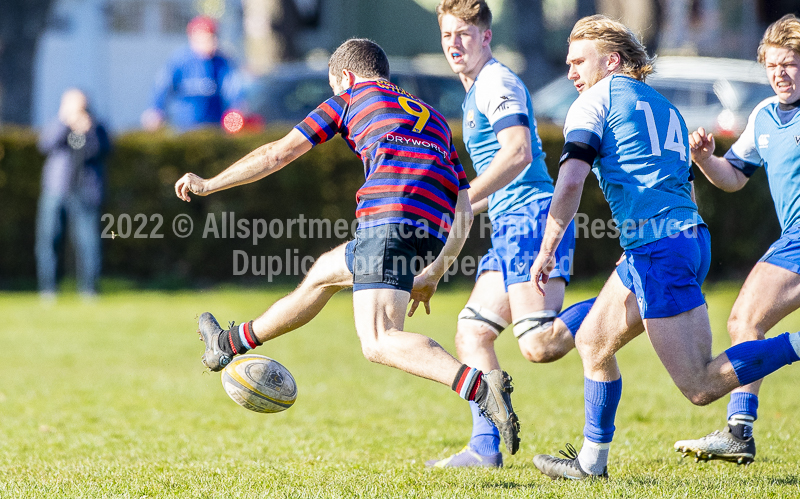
[
  {"xmin": 36, "ymin": 89, "xmax": 110, "ymax": 299},
  {"xmin": 141, "ymin": 16, "xmax": 244, "ymax": 131}
]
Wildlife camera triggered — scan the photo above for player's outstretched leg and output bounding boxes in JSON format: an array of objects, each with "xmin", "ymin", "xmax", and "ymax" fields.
[
  {"xmin": 533, "ymin": 443, "xmax": 609, "ymax": 480},
  {"xmin": 197, "ymin": 312, "xmax": 261, "ymax": 371},
  {"xmin": 472, "ymin": 369, "xmax": 520, "ymax": 455},
  {"xmin": 674, "ymin": 425, "xmax": 756, "ymax": 465}
]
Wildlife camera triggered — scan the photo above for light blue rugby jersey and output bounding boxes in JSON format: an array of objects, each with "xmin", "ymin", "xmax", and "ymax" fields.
[
  {"xmin": 725, "ymin": 96, "xmax": 800, "ymax": 233},
  {"xmin": 463, "ymin": 59, "xmax": 553, "ymax": 220},
  {"xmin": 562, "ymin": 74, "xmax": 701, "ymax": 249}
]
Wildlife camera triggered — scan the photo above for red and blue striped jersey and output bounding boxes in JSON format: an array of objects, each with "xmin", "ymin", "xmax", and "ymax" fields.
[{"xmin": 295, "ymin": 79, "xmax": 469, "ymax": 242}]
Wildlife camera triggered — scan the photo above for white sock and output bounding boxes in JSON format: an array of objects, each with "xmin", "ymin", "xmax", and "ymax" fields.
[
  {"xmin": 577, "ymin": 440, "xmax": 610, "ymax": 476},
  {"xmin": 789, "ymin": 332, "xmax": 800, "ymax": 358}
]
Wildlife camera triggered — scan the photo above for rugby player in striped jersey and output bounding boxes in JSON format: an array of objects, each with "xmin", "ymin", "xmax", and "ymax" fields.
[{"xmin": 174, "ymin": 38, "xmax": 520, "ymax": 454}]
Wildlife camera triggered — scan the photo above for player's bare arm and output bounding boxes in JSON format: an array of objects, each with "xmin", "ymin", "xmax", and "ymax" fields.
[
  {"xmin": 471, "ymin": 197, "xmax": 489, "ymax": 215},
  {"xmin": 409, "ymin": 189, "xmax": 474, "ymax": 316},
  {"xmin": 466, "ymin": 125, "xmax": 532, "ymax": 206},
  {"xmin": 174, "ymin": 129, "xmax": 312, "ymax": 202},
  {"xmin": 689, "ymin": 127, "xmax": 748, "ymax": 192},
  {"xmin": 531, "ymin": 158, "xmax": 591, "ymax": 295}
]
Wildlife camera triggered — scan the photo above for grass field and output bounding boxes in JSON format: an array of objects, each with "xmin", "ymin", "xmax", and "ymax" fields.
[{"xmin": 2, "ymin": 282, "xmax": 800, "ymax": 498}]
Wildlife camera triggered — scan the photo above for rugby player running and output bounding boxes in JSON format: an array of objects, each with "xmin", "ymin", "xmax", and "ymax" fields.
[
  {"xmin": 422, "ymin": 0, "xmax": 594, "ymax": 468},
  {"xmin": 674, "ymin": 14, "xmax": 800, "ymax": 465},
  {"xmin": 528, "ymin": 15, "xmax": 800, "ymax": 479}
]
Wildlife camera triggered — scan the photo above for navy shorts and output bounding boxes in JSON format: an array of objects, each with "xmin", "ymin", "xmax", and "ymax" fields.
[
  {"xmin": 759, "ymin": 224, "xmax": 800, "ymax": 275},
  {"xmin": 476, "ymin": 197, "xmax": 575, "ymax": 291},
  {"xmin": 616, "ymin": 225, "xmax": 711, "ymax": 319},
  {"xmin": 345, "ymin": 223, "xmax": 444, "ymax": 292}
]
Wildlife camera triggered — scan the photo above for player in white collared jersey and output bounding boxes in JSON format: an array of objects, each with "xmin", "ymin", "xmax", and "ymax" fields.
[
  {"xmin": 416, "ymin": 0, "xmax": 596, "ymax": 468},
  {"xmin": 674, "ymin": 14, "xmax": 800, "ymax": 465}
]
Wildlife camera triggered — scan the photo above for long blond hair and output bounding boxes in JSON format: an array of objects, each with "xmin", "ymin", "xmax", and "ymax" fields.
[{"xmin": 569, "ymin": 15, "xmax": 654, "ymax": 82}]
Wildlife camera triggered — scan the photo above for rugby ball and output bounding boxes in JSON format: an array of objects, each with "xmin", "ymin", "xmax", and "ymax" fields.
[{"xmin": 221, "ymin": 354, "xmax": 298, "ymax": 413}]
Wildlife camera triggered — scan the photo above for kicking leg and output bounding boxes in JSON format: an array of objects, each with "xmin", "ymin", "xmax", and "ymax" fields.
[{"xmin": 196, "ymin": 243, "xmax": 352, "ymax": 371}]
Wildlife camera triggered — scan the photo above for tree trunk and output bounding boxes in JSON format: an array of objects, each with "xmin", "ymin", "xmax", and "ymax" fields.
[
  {"xmin": 509, "ymin": 0, "xmax": 555, "ymax": 88},
  {"xmin": 0, "ymin": 0, "xmax": 55, "ymax": 125},
  {"xmin": 241, "ymin": 0, "xmax": 301, "ymax": 74}
]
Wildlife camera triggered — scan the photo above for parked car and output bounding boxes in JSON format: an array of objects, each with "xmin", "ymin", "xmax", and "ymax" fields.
[
  {"xmin": 531, "ymin": 56, "xmax": 775, "ymax": 137},
  {"xmin": 245, "ymin": 61, "xmax": 465, "ymax": 126}
]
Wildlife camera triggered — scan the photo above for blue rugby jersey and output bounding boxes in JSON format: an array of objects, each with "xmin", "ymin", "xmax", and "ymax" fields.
[
  {"xmin": 462, "ymin": 59, "xmax": 553, "ymax": 220},
  {"xmin": 724, "ymin": 96, "xmax": 800, "ymax": 233},
  {"xmin": 561, "ymin": 74, "xmax": 702, "ymax": 249},
  {"xmin": 295, "ymin": 80, "xmax": 469, "ymax": 242}
]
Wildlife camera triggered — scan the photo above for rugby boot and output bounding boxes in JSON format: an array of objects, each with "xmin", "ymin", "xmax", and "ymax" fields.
[
  {"xmin": 674, "ymin": 426, "xmax": 756, "ymax": 465},
  {"xmin": 474, "ymin": 370, "xmax": 520, "ymax": 455},
  {"xmin": 533, "ymin": 443, "xmax": 609, "ymax": 480},
  {"xmin": 425, "ymin": 446, "xmax": 503, "ymax": 468},
  {"xmin": 197, "ymin": 312, "xmax": 232, "ymax": 371}
]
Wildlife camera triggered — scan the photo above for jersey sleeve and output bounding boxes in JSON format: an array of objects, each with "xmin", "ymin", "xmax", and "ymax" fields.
[
  {"xmin": 560, "ymin": 78, "xmax": 610, "ymax": 166},
  {"xmin": 294, "ymin": 94, "xmax": 349, "ymax": 146},
  {"xmin": 724, "ymin": 97, "xmax": 775, "ymax": 177},
  {"xmin": 474, "ymin": 68, "xmax": 530, "ymax": 135}
]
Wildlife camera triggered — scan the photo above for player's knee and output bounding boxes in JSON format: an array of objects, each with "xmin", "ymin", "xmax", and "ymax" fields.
[
  {"xmin": 358, "ymin": 338, "xmax": 384, "ymax": 364},
  {"xmin": 575, "ymin": 333, "xmax": 600, "ymax": 361},
  {"xmin": 519, "ymin": 329, "xmax": 573, "ymax": 363},
  {"xmin": 726, "ymin": 314, "xmax": 764, "ymax": 343},
  {"xmin": 455, "ymin": 324, "xmax": 497, "ymax": 353},
  {"xmin": 456, "ymin": 305, "xmax": 507, "ymax": 353},
  {"xmin": 682, "ymin": 387, "xmax": 716, "ymax": 406},
  {"xmin": 305, "ymin": 252, "xmax": 345, "ymax": 291},
  {"xmin": 674, "ymin": 380, "xmax": 718, "ymax": 406}
]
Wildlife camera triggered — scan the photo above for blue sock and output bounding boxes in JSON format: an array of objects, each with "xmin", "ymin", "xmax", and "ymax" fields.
[
  {"xmin": 727, "ymin": 392, "xmax": 759, "ymax": 421},
  {"xmin": 583, "ymin": 377, "xmax": 622, "ymax": 444},
  {"xmin": 725, "ymin": 333, "xmax": 800, "ymax": 386},
  {"xmin": 558, "ymin": 298, "xmax": 596, "ymax": 338},
  {"xmin": 468, "ymin": 401, "xmax": 500, "ymax": 456}
]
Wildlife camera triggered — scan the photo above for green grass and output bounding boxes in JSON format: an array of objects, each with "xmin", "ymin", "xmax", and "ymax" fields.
[{"xmin": 1, "ymin": 282, "xmax": 799, "ymax": 498}]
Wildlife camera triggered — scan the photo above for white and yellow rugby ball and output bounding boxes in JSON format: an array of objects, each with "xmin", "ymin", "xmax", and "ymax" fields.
[{"xmin": 221, "ymin": 354, "xmax": 298, "ymax": 413}]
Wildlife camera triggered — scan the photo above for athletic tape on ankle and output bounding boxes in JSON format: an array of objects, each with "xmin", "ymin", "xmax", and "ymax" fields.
[
  {"xmin": 512, "ymin": 310, "xmax": 558, "ymax": 339},
  {"xmin": 458, "ymin": 305, "xmax": 509, "ymax": 336}
]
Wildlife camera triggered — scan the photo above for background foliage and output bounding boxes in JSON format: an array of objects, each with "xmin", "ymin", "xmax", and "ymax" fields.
[{"xmin": 0, "ymin": 125, "xmax": 780, "ymax": 288}]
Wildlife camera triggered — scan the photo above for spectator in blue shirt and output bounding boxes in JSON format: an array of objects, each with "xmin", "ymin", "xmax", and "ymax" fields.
[{"xmin": 141, "ymin": 16, "xmax": 244, "ymax": 131}]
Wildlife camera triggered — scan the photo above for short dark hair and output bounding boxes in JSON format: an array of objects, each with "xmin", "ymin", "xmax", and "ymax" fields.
[
  {"xmin": 328, "ymin": 38, "xmax": 390, "ymax": 80},
  {"xmin": 436, "ymin": 0, "xmax": 492, "ymax": 31}
]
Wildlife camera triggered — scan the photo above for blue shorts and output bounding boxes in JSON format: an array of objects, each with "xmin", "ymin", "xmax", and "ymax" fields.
[
  {"xmin": 345, "ymin": 223, "xmax": 444, "ymax": 293},
  {"xmin": 476, "ymin": 197, "xmax": 575, "ymax": 291},
  {"xmin": 759, "ymin": 224, "xmax": 800, "ymax": 275},
  {"xmin": 616, "ymin": 225, "xmax": 710, "ymax": 319}
]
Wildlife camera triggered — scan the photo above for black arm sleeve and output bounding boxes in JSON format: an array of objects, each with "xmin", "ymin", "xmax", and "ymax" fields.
[{"xmin": 559, "ymin": 141, "xmax": 598, "ymax": 166}]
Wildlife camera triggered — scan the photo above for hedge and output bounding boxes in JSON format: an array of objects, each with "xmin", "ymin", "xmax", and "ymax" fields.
[{"xmin": 0, "ymin": 124, "xmax": 780, "ymax": 289}]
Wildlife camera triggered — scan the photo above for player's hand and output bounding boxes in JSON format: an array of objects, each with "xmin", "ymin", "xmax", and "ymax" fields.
[
  {"xmin": 530, "ymin": 251, "xmax": 555, "ymax": 296},
  {"xmin": 175, "ymin": 173, "xmax": 208, "ymax": 202},
  {"xmin": 408, "ymin": 271, "xmax": 438, "ymax": 316},
  {"xmin": 688, "ymin": 127, "xmax": 715, "ymax": 163}
]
